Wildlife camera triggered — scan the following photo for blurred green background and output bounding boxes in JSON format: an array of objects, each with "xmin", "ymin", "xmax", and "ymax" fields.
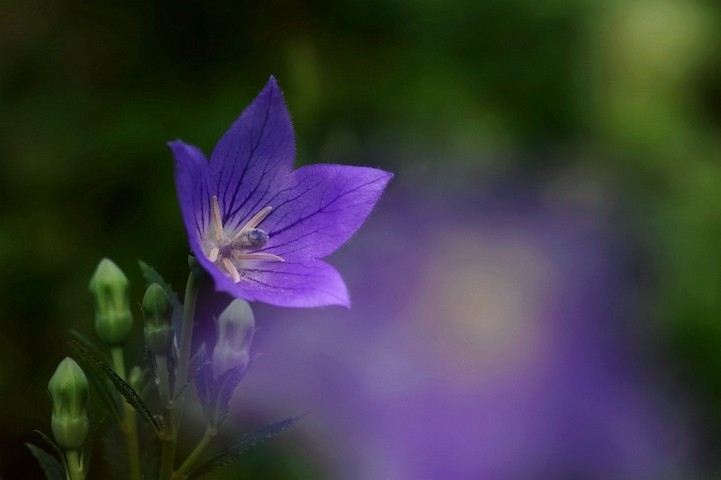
[{"xmin": 3, "ymin": 0, "xmax": 721, "ymax": 477}]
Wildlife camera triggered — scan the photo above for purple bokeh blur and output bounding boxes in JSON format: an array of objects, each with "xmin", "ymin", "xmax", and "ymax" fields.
[{"xmin": 203, "ymin": 170, "xmax": 689, "ymax": 479}]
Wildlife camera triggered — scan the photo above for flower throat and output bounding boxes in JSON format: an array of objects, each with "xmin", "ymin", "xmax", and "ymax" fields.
[{"xmin": 205, "ymin": 195, "xmax": 284, "ymax": 283}]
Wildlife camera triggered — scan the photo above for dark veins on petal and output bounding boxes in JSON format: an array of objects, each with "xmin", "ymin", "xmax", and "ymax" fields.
[
  {"xmin": 218, "ymin": 96, "xmax": 269, "ymax": 214},
  {"xmin": 219, "ymin": 93, "xmax": 290, "ymax": 231},
  {"xmin": 268, "ymin": 176, "xmax": 384, "ymax": 239},
  {"xmin": 243, "ymin": 266, "xmax": 346, "ymax": 302}
]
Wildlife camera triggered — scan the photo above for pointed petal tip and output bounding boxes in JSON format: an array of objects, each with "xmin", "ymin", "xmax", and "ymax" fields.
[
  {"xmin": 378, "ymin": 169, "xmax": 394, "ymax": 184},
  {"xmin": 167, "ymin": 139, "xmax": 192, "ymax": 152},
  {"xmin": 262, "ymin": 75, "xmax": 282, "ymax": 96},
  {"xmin": 167, "ymin": 140, "xmax": 208, "ymax": 168},
  {"xmin": 363, "ymin": 167, "xmax": 394, "ymax": 186}
]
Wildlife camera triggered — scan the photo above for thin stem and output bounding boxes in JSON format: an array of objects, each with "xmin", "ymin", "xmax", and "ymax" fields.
[
  {"xmin": 111, "ymin": 348, "xmax": 141, "ymax": 480},
  {"xmin": 172, "ymin": 427, "xmax": 216, "ymax": 479},
  {"xmin": 155, "ymin": 354, "xmax": 174, "ymax": 479},
  {"xmin": 158, "ymin": 427, "xmax": 176, "ymax": 480},
  {"xmin": 64, "ymin": 450, "xmax": 84, "ymax": 480},
  {"xmin": 110, "ymin": 348, "xmax": 127, "ymax": 380},
  {"xmin": 176, "ymin": 270, "xmax": 199, "ymax": 399},
  {"xmin": 156, "ymin": 354, "xmax": 170, "ymax": 408},
  {"xmin": 159, "ymin": 270, "xmax": 200, "ymax": 480}
]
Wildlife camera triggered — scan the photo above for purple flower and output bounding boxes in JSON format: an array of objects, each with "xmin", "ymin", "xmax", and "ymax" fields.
[{"xmin": 169, "ymin": 77, "xmax": 391, "ymax": 308}]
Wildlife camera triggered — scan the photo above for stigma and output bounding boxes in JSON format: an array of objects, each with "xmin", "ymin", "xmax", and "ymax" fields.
[{"xmin": 204, "ymin": 195, "xmax": 285, "ymax": 283}]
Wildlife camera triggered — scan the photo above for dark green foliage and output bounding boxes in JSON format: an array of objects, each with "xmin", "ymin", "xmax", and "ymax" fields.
[
  {"xmin": 102, "ymin": 419, "xmax": 129, "ymax": 480},
  {"xmin": 68, "ymin": 331, "xmax": 123, "ymax": 424},
  {"xmin": 187, "ymin": 415, "xmax": 307, "ymax": 480},
  {"xmin": 26, "ymin": 443, "xmax": 64, "ymax": 480},
  {"xmin": 69, "ymin": 338, "xmax": 162, "ymax": 434}
]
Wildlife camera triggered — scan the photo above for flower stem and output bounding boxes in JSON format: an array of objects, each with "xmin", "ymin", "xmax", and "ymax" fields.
[
  {"xmin": 173, "ymin": 427, "xmax": 216, "ymax": 479},
  {"xmin": 176, "ymin": 270, "xmax": 199, "ymax": 400},
  {"xmin": 156, "ymin": 354, "xmax": 171, "ymax": 407},
  {"xmin": 111, "ymin": 347, "xmax": 141, "ymax": 480},
  {"xmin": 159, "ymin": 270, "xmax": 199, "ymax": 480},
  {"xmin": 64, "ymin": 450, "xmax": 84, "ymax": 480}
]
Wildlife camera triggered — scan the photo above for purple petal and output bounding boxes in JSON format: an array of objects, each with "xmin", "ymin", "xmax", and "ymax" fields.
[
  {"xmin": 209, "ymin": 76, "xmax": 296, "ymax": 232},
  {"xmin": 197, "ymin": 255, "xmax": 350, "ymax": 308},
  {"xmin": 170, "ymin": 140, "xmax": 211, "ymax": 247},
  {"xmin": 260, "ymin": 165, "xmax": 393, "ymax": 260}
]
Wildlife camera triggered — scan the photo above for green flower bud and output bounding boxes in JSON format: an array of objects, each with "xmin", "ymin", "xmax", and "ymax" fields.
[
  {"xmin": 142, "ymin": 283, "xmax": 174, "ymax": 356},
  {"xmin": 89, "ymin": 258, "xmax": 133, "ymax": 347},
  {"xmin": 212, "ymin": 299, "xmax": 255, "ymax": 374},
  {"xmin": 48, "ymin": 357, "xmax": 89, "ymax": 450}
]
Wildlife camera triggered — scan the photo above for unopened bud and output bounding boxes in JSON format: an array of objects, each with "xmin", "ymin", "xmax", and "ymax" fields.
[
  {"xmin": 212, "ymin": 299, "xmax": 255, "ymax": 374},
  {"xmin": 48, "ymin": 357, "xmax": 89, "ymax": 450},
  {"xmin": 142, "ymin": 283, "xmax": 174, "ymax": 356},
  {"xmin": 89, "ymin": 258, "xmax": 133, "ymax": 347}
]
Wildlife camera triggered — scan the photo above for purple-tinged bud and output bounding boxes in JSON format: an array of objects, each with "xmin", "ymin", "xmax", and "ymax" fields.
[
  {"xmin": 48, "ymin": 357, "xmax": 89, "ymax": 450},
  {"xmin": 212, "ymin": 299, "xmax": 255, "ymax": 374},
  {"xmin": 142, "ymin": 283, "xmax": 174, "ymax": 356},
  {"xmin": 89, "ymin": 258, "xmax": 133, "ymax": 347}
]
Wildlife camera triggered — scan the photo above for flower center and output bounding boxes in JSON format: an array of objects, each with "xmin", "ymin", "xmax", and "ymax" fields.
[{"xmin": 204, "ymin": 195, "xmax": 285, "ymax": 283}]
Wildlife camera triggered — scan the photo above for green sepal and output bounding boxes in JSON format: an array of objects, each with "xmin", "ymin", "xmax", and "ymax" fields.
[
  {"xmin": 69, "ymin": 338, "xmax": 162, "ymax": 434},
  {"xmin": 194, "ymin": 346, "xmax": 214, "ymax": 421},
  {"xmin": 187, "ymin": 414, "xmax": 307, "ymax": 480},
  {"xmin": 26, "ymin": 443, "xmax": 64, "ymax": 480},
  {"xmin": 68, "ymin": 331, "xmax": 122, "ymax": 424},
  {"xmin": 194, "ymin": 346, "xmax": 244, "ymax": 429},
  {"xmin": 173, "ymin": 348, "xmax": 206, "ymax": 403},
  {"xmin": 208, "ymin": 367, "xmax": 244, "ymax": 429}
]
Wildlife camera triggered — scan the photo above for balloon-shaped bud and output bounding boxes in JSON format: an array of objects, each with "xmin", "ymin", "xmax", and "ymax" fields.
[
  {"xmin": 212, "ymin": 299, "xmax": 255, "ymax": 374},
  {"xmin": 142, "ymin": 283, "xmax": 174, "ymax": 356},
  {"xmin": 89, "ymin": 258, "xmax": 133, "ymax": 347},
  {"xmin": 48, "ymin": 357, "xmax": 89, "ymax": 450}
]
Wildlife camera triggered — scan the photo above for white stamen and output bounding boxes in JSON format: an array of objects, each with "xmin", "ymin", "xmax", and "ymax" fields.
[
  {"xmin": 222, "ymin": 258, "xmax": 241, "ymax": 283},
  {"xmin": 211, "ymin": 196, "xmax": 224, "ymax": 242},
  {"xmin": 238, "ymin": 206, "xmax": 273, "ymax": 232},
  {"xmin": 205, "ymin": 199, "xmax": 284, "ymax": 282},
  {"xmin": 233, "ymin": 252, "xmax": 286, "ymax": 262}
]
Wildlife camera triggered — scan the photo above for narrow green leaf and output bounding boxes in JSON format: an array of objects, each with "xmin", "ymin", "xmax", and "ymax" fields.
[
  {"xmin": 67, "ymin": 332, "xmax": 122, "ymax": 423},
  {"xmin": 67, "ymin": 330, "xmax": 111, "ymax": 362},
  {"xmin": 187, "ymin": 415, "xmax": 307, "ymax": 479},
  {"xmin": 32, "ymin": 430, "xmax": 64, "ymax": 462},
  {"xmin": 69, "ymin": 338, "xmax": 162, "ymax": 434},
  {"xmin": 26, "ymin": 443, "xmax": 64, "ymax": 480}
]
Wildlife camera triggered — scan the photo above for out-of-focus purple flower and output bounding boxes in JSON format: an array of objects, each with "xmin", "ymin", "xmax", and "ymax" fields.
[
  {"xmin": 235, "ymin": 174, "xmax": 690, "ymax": 479},
  {"xmin": 169, "ymin": 77, "xmax": 391, "ymax": 307}
]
